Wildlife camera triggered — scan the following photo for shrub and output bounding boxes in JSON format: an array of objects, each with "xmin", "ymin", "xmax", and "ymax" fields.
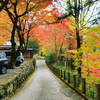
[
  {"xmin": 45, "ymin": 53, "xmax": 55, "ymax": 64},
  {"xmin": 32, "ymin": 58, "xmax": 36, "ymax": 67}
]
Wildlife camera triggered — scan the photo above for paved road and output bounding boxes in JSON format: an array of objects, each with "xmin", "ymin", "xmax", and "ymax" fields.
[{"xmin": 9, "ymin": 60, "xmax": 82, "ymax": 100}]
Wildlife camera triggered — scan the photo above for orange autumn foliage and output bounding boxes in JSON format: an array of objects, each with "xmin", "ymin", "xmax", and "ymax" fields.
[
  {"xmin": 30, "ymin": 19, "xmax": 76, "ymax": 56},
  {"xmin": 0, "ymin": 10, "xmax": 11, "ymax": 44}
]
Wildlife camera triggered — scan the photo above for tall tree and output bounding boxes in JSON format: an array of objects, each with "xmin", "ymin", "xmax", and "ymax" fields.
[
  {"xmin": 74, "ymin": 25, "xmax": 100, "ymax": 77},
  {"xmin": 62, "ymin": 0, "xmax": 100, "ymax": 49},
  {"xmin": 57, "ymin": 0, "xmax": 100, "ymax": 75},
  {"xmin": 3, "ymin": 0, "xmax": 53, "ymax": 68},
  {"xmin": 31, "ymin": 19, "xmax": 76, "ymax": 60}
]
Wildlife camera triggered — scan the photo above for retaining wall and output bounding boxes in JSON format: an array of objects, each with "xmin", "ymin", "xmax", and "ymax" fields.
[{"xmin": 0, "ymin": 59, "xmax": 35, "ymax": 100}]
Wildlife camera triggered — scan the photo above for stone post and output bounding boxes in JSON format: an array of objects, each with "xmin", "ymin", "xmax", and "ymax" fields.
[
  {"xmin": 81, "ymin": 78, "xmax": 86, "ymax": 94},
  {"xmin": 73, "ymin": 75, "xmax": 76, "ymax": 88},
  {"xmin": 67, "ymin": 72, "xmax": 70, "ymax": 83},
  {"xmin": 63, "ymin": 71, "xmax": 66, "ymax": 80}
]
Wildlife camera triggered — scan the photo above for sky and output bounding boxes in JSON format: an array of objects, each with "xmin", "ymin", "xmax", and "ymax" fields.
[
  {"xmin": 53, "ymin": 0, "xmax": 66, "ymax": 13},
  {"xmin": 53, "ymin": 0, "xmax": 100, "ymax": 25}
]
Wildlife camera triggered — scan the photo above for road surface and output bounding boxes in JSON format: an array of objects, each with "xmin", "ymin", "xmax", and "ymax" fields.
[{"xmin": 9, "ymin": 60, "xmax": 82, "ymax": 100}]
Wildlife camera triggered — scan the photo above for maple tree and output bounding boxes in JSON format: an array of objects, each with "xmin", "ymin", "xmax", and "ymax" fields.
[
  {"xmin": 45, "ymin": 20, "xmax": 76, "ymax": 59},
  {"xmin": 36, "ymin": 0, "xmax": 100, "ymax": 75},
  {"xmin": 64, "ymin": 0, "xmax": 100, "ymax": 75},
  {"xmin": 16, "ymin": 5, "xmax": 58, "ymax": 54},
  {"xmin": 80, "ymin": 25, "xmax": 100, "ymax": 76},
  {"xmin": 1, "ymin": 0, "xmax": 56, "ymax": 68},
  {"xmin": 73, "ymin": 25, "xmax": 100, "ymax": 85},
  {"xmin": 58, "ymin": 0, "xmax": 100, "ymax": 48},
  {"xmin": 31, "ymin": 19, "xmax": 76, "ymax": 61}
]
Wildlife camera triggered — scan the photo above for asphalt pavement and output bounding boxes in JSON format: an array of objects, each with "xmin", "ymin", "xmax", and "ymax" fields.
[{"xmin": 8, "ymin": 59, "xmax": 83, "ymax": 100}]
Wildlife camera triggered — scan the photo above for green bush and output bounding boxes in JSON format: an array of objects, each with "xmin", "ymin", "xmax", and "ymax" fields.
[
  {"xmin": 27, "ymin": 40, "xmax": 39, "ymax": 54},
  {"xmin": 45, "ymin": 53, "xmax": 55, "ymax": 64},
  {"xmin": 32, "ymin": 58, "xmax": 36, "ymax": 67}
]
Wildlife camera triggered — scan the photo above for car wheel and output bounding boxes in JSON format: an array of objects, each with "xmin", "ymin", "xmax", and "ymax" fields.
[
  {"xmin": 21, "ymin": 59, "xmax": 23, "ymax": 63},
  {"xmin": 16, "ymin": 61, "xmax": 20, "ymax": 67},
  {"xmin": 0, "ymin": 66, "xmax": 7, "ymax": 74}
]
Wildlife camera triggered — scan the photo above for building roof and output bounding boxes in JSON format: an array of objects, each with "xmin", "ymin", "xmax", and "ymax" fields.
[
  {"xmin": 0, "ymin": 45, "xmax": 11, "ymax": 50},
  {"xmin": 0, "ymin": 45, "xmax": 33, "ymax": 51}
]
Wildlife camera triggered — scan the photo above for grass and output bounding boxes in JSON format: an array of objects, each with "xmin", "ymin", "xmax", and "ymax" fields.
[{"xmin": 51, "ymin": 62, "xmax": 76, "ymax": 74}]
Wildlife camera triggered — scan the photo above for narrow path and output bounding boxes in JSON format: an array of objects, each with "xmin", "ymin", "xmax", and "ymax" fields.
[{"xmin": 9, "ymin": 60, "xmax": 82, "ymax": 100}]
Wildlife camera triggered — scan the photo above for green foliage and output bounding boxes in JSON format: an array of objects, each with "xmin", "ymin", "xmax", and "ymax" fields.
[
  {"xmin": 86, "ymin": 84, "xmax": 96, "ymax": 99},
  {"xmin": 32, "ymin": 57, "xmax": 36, "ymax": 67},
  {"xmin": 45, "ymin": 53, "xmax": 55, "ymax": 64},
  {"xmin": 52, "ymin": 61, "xmax": 65, "ymax": 69},
  {"xmin": 74, "ymin": 49, "xmax": 83, "ymax": 69},
  {"xmin": 66, "ymin": 57, "xmax": 75, "ymax": 70},
  {"xmin": 27, "ymin": 39, "xmax": 39, "ymax": 54},
  {"xmin": 35, "ymin": 55, "xmax": 44, "ymax": 59}
]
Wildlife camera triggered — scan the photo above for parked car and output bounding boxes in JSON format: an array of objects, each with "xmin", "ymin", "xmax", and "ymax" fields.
[
  {"xmin": 16, "ymin": 51, "xmax": 24, "ymax": 66},
  {"xmin": 0, "ymin": 52, "xmax": 9, "ymax": 74},
  {"xmin": 5, "ymin": 50, "xmax": 24, "ymax": 66}
]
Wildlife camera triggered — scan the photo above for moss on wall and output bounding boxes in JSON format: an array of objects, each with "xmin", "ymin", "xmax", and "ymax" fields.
[{"xmin": 0, "ymin": 59, "xmax": 36, "ymax": 100}]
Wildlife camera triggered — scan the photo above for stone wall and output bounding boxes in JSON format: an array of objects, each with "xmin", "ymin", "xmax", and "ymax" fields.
[{"xmin": 0, "ymin": 59, "xmax": 36, "ymax": 100}]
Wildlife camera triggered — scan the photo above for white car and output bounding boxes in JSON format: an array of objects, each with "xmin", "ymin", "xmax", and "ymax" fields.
[
  {"xmin": 5, "ymin": 50, "xmax": 24, "ymax": 66},
  {"xmin": 16, "ymin": 52, "xmax": 24, "ymax": 66}
]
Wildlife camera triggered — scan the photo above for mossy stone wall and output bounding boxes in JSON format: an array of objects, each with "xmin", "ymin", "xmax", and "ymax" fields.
[{"xmin": 0, "ymin": 59, "xmax": 35, "ymax": 99}]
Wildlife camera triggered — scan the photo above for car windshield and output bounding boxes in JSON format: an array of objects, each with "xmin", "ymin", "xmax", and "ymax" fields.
[{"xmin": 6, "ymin": 52, "xmax": 21, "ymax": 56}]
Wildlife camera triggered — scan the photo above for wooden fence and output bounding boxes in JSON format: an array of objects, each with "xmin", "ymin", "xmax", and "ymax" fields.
[{"xmin": 46, "ymin": 62, "xmax": 100, "ymax": 100}]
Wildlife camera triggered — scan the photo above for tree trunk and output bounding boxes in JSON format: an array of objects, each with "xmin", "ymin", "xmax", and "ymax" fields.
[
  {"xmin": 9, "ymin": 23, "xmax": 17, "ymax": 69},
  {"xmin": 76, "ymin": 28, "xmax": 81, "ymax": 49},
  {"xmin": 74, "ymin": 0, "xmax": 82, "ymax": 75}
]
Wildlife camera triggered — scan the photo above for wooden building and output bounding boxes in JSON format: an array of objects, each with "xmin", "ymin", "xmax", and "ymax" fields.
[
  {"xmin": 23, "ymin": 48, "xmax": 33, "ymax": 58},
  {"xmin": 0, "ymin": 45, "xmax": 33, "ymax": 58}
]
